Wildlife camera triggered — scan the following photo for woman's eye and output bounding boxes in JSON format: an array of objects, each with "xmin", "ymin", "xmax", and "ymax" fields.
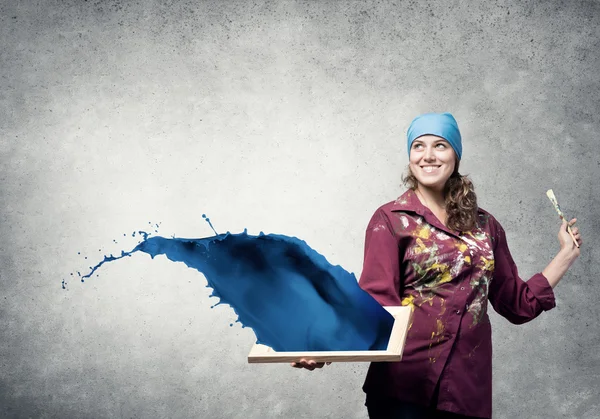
[
  {"xmin": 413, "ymin": 143, "xmax": 423, "ymax": 149},
  {"xmin": 436, "ymin": 143, "xmax": 446, "ymax": 149}
]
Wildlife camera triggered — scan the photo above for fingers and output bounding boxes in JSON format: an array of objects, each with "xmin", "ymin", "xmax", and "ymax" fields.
[
  {"xmin": 290, "ymin": 359, "xmax": 330, "ymax": 371},
  {"xmin": 574, "ymin": 231, "xmax": 583, "ymax": 246},
  {"xmin": 572, "ymin": 229, "xmax": 582, "ymax": 247},
  {"xmin": 305, "ymin": 360, "xmax": 322, "ymax": 370},
  {"xmin": 293, "ymin": 359, "xmax": 315, "ymax": 370},
  {"xmin": 570, "ymin": 221, "xmax": 583, "ymax": 247}
]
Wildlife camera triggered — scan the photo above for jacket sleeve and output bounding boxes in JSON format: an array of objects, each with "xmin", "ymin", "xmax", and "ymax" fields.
[
  {"xmin": 488, "ymin": 216, "xmax": 556, "ymax": 324},
  {"xmin": 358, "ymin": 209, "xmax": 404, "ymax": 307}
]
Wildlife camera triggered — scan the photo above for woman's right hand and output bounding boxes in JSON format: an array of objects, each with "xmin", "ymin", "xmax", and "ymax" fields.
[{"xmin": 290, "ymin": 359, "xmax": 331, "ymax": 371}]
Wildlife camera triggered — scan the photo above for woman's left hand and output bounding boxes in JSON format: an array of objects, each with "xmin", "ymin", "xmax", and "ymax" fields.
[
  {"xmin": 558, "ymin": 218, "xmax": 582, "ymax": 259},
  {"xmin": 543, "ymin": 218, "xmax": 583, "ymax": 288}
]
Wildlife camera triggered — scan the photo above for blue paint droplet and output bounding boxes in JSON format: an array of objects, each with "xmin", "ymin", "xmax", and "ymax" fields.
[{"xmin": 202, "ymin": 214, "xmax": 218, "ymax": 235}]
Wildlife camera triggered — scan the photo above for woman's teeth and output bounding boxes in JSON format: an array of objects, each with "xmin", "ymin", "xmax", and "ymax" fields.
[{"xmin": 422, "ymin": 166, "xmax": 440, "ymax": 173}]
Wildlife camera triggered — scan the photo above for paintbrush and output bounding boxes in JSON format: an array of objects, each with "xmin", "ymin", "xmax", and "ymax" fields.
[{"xmin": 546, "ymin": 189, "xmax": 579, "ymax": 248}]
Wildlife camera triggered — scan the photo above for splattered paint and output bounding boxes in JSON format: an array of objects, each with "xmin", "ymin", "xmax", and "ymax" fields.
[
  {"xmin": 71, "ymin": 227, "xmax": 395, "ymax": 353},
  {"xmin": 397, "ymin": 211, "xmax": 495, "ymax": 328}
]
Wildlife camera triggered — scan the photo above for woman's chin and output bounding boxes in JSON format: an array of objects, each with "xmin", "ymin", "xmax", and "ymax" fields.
[{"xmin": 415, "ymin": 177, "xmax": 446, "ymax": 190}]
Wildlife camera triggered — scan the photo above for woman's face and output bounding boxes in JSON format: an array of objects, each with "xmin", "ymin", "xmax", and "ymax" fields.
[{"xmin": 409, "ymin": 135, "xmax": 457, "ymax": 191}]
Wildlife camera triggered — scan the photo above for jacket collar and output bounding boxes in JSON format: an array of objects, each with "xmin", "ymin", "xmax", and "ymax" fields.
[
  {"xmin": 391, "ymin": 189, "xmax": 423, "ymax": 213},
  {"xmin": 391, "ymin": 189, "xmax": 463, "ymax": 238}
]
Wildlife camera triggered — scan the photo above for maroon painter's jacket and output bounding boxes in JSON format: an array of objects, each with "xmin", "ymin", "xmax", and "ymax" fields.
[{"xmin": 359, "ymin": 189, "xmax": 556, "ymax": 419}]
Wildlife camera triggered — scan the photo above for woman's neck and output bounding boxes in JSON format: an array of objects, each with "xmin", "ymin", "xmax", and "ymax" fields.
[{"xmin": 415, "ymin": 186, "xmax": 446, "ymax": 212}]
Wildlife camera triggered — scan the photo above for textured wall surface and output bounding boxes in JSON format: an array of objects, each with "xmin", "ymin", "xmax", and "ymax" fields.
[{"xmin": 1, "ymin": 1, "xmax": 599, "ymax": 418}]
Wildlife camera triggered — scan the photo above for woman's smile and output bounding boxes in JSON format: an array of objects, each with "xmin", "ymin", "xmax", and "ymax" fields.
[{"xmin": 420, "ymin": 165, "xmax": 442, "ymax": 174}]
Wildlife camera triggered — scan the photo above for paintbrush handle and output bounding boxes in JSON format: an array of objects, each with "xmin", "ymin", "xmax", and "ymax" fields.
[{"xmin": 566, "ymin": 224, "xmax": 579, "ymax": 248}]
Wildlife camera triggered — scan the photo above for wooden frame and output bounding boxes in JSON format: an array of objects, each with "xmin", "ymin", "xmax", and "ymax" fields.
[{"xmin": 247, "ymin": 306, "xmax": 412, "ymax": 363}]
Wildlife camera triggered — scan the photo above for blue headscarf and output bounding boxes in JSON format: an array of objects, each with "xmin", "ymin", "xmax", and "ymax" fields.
[{"xmin": 407, "ymin": 112, "xmax": 462, "ymax": 160}]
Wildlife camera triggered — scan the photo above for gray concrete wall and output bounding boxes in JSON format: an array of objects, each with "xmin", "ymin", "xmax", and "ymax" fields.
[{"xmin": 1, "ymin": 1, "xmax": 599, "ymax": 418}]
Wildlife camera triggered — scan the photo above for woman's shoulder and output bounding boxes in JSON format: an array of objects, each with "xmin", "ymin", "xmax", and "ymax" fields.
[
  {"xmin": 374, "ymin": 190, "xmax": 419, "ymax": 214},
  {"xmin": 476, "ymin": 207, "xmax": 505, "ymax": 238},
  {"xmin": 365, "ymin": 194, "xmax": 416, "ymax": 228},
  {"xmin": 370, "ymin": 200, "xmax": 416, "ymax": 221},
  {"xmin": 366, "ymin": 201, "xmax": 400, "ymax": 226},
  {"xmin": 476, "ymin": 206, "xmax": 494, "ymax": 221},
  {"xmin": 376, "ymin": 199, "xmax": 403, "ymax": 212}
]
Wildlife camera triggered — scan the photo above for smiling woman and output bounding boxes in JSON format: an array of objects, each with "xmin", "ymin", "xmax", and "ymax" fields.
[
  {"xmin": 292, "ymin": 112, "xmax": 583, "ymax": 419},
  {"xmin": 403, "ymin": 118, "xmax": 478, "ymax": 235}
]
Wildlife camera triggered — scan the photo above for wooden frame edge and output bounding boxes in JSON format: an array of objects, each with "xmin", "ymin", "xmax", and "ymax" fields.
[{"xmin": 247, "ymin": 306, "xmax": 412, "ymax": 363}]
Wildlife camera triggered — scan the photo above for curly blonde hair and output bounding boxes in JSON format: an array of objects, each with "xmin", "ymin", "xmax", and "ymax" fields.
[{"xmin": 401, "ymin": 161, "xmax": 478, "ymax": 232}]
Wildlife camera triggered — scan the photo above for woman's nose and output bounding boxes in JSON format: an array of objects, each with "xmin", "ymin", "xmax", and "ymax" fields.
[{"xmin": 424, "ymin": 147, "xmax": 435, "ymax": 160}]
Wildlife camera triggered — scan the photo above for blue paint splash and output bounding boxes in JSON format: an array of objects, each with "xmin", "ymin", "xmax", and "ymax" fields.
[{"xmin": 77, "ymin": 229, "xmax": 395, "ymax": 352}]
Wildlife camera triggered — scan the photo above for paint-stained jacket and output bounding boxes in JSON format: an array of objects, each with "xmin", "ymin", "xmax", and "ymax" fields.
[{"xmin": 359, "ymin": 189, "xmax": 556, "ymax": 419}]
